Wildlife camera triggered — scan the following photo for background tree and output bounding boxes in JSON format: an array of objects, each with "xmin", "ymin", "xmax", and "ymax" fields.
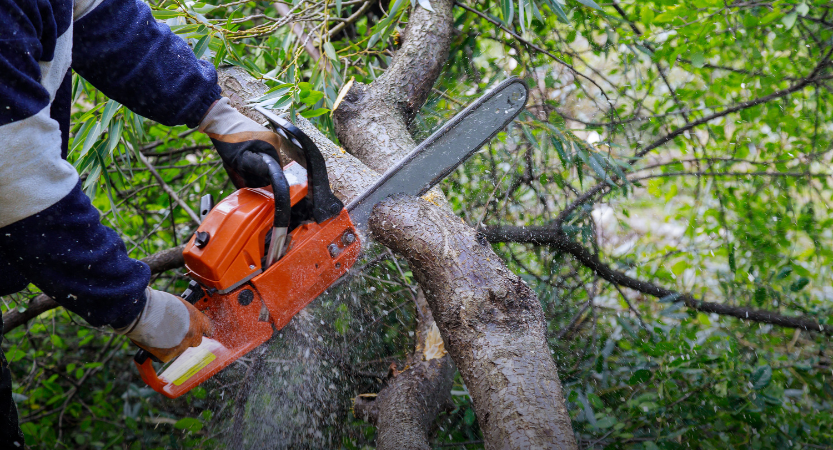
[{"xmin": 2, "ymin": 0, "xmax": 832, "ymax": 448}]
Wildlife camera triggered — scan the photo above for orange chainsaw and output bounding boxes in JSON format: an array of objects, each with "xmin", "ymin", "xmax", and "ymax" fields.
[{"xmin": 134, "ymin": 78, "xmax": 528, "ymax": 398}]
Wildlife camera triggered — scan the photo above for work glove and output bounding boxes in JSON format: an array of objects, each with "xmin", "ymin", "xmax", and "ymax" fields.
[
  {"xmin": 199, "ymin": 97, "xmax": 283, "ymax": 189},
  {"xmin": 115, "ymin": 288, "xmax": 213, "ymax": 363}
]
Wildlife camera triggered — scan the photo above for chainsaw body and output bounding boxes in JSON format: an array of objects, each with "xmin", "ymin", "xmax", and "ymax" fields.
[
  {"xmin": 134, "ymin": 77, "xmax": 530, "ymax": 399},
  {"xmin": 135, "ymin": 120, "xmax": 360, "ymax": 399}
]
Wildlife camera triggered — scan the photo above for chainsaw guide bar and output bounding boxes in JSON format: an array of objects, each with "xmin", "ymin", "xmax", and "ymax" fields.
[{"xmin": 134, "ymin": 78, "xmax": 529, "ymax": 398}]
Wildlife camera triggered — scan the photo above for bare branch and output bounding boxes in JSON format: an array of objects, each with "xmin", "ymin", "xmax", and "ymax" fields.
[{"xmin": 481, "ymin": 225, "xmax": 833, "ymax": 336}]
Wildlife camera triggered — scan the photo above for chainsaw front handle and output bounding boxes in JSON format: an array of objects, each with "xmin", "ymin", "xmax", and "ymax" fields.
[{"xmin": 261, "ymin": 154, "xmax": 291, "ymax": 266}]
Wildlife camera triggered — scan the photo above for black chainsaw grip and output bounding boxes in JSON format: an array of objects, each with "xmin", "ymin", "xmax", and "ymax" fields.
[
  {"xmin": 260, "ymin": 154, "xmax": 292, "ymax": 230},
  {"xmin": 269, "ymin": 117, "xmax": 344, "ymax": 223},
  {"xmin": 134, "ymin": 348, "xmax": 161, "ymax": 364}
]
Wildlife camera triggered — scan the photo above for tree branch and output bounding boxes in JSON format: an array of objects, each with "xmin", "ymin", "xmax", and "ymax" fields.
[
  {"xmin": 372, "ymin": 196, "xmax": 577, "ymax": 448},
  {"xmin": 481, "ymin": 225, "xmax": 833, "ymax": 336}
]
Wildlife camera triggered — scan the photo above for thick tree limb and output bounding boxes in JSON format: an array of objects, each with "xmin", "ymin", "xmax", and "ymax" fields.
[
  {"xmin": 333, "ymin": 2, "xmax": 460, "ymax": 448},
  {"xmin": 2, "ymin": 245, "xmax": 186, "ymax": 334},
  {"xmin": 353, "ymin": 282, "xmax": 455, "ymax": 450},
  {"xmin": 371, "ymin": 196, "xmax": 577, "ymax": 449},
  {"xmin": 481, "ymin": 225, "xmax": 833, "ymax": 336},
  {"xmin": 335, "ymin": 2, "xmax": 577, "ymax": 446}
]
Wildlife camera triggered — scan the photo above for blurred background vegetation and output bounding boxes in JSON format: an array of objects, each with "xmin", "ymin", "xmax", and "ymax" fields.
[{"xmin": 2, "ymin": 0, "xmax": 832, "ymax": 448}]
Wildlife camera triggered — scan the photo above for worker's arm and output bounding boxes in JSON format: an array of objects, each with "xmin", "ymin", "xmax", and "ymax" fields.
[
  {"xmin": 0, "ymin": 2, "xmax": 212, "ymax": 350},
  {"xmin": 71, "ymin": 0, "xmax": 220, "ymax": 128},
  {"xmin": 72, "ymin": 0, "xmax": 288, "ymax": 187},
  {"xmin": 0, "ymin": 0, "xmax": 79, "ymax": 229}
]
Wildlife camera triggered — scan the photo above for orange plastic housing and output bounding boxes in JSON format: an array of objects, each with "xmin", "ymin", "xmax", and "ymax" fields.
[{"xmin": 137, "ymin": 165, "xmax": 360, "ymax": 398}]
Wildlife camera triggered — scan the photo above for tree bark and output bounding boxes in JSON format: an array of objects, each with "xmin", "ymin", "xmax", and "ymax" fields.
[
  {"xmin": 332, "ymin": 2, "xmax": 460, "ymax": 447},
  {"xmin": 353, "ymin": 288, "xmax": 455, "ymax": 450},
  {"xmin": 333, "ymin": 0, "xmax": 454, "ymax": 173},
  {"xmin": 332, "ymin": 1, "xmax": 576, "ymax": 447},
  {"xmin": 371, "ymin": 196, "xmax": 577, "ymax": 449}
]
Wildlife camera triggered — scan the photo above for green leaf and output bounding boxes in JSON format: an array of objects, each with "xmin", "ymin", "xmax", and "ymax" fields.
[
  {"xmin": 387, "ymin": 0, "xmax": 407, "ymax": 18},
  {"xmin": 335, "ymin": 0, "xmax": 341, "ymax": 15},
  {"xmin": 151, "ymin": 9, "xmax": 181, "ymax": 19},
  {"xmin": 587, "ymin": 392, "xmax": 604, "ymax": 409},
  {"xmin": 79, "ymin": 122, "xmax": 102, "ymax": 158},
  {"xmin": 782, "ymin": 12, "xmax": 797, "ymax": 29},
  {"xmin": 6, "ymin": 347, "xmax": 25, "ymax": 363},
  {"xmin": 50, "ymin": 334, "xmax": 65, "ymax": 349},
  {"xmin": 728, "ymin": 245, "xmax": 736, "ymax": 273},
  {"xmin": 691, "ymin": 52, "xmax": 705, "ymax": 68},
  {"xmin": 594, "ymin": 416, "xmax": 616, "ymax": 429},
  {"xmin": 417, "ymin": 0, "xmax": 435, "ymax": 12},
  {"xmin": 367, "ymin": 32, "xmax": 381, "ymax": 49},
  {"xmin": 573, "ymin": 0, "xmax": 601, "ymax": 11},
  {"xmin": 796, "ymin": 2, "xmax": 809, "ymax": 16},
  {"xmin": 519, "ymin": 0, "xmax": 526, "ymax": 32},
  {"xmin": 751, "ymin": 365, "xmax": 772, "ymax": 390},
  {"xmin": 463, "ymin": 408, "xmax": 476, "ymax": 426},
  {"xmin": 530, "ymin": 0, "xmax": 543, "ymax": 22},
  {"xmin": 298, "ymin": 82, "xmax": 312, "ymax": 98},
  {"xmin": 193, "ymin": 34, "xmax": 211, "ymax": 59},
  {"xmin": 191, "ymin": 2, "xmax": 216, "ymax": 14},
  {"xmin": 301, "ymin": 90, "xmax": 324, "ymax": 105},
  {"xmin": 213, "ymin": 42, "xmax": 227, "ymax": 68},
  {"xmin": 100, "ymin": 100, "xmax": 120, "ymax": 130},
  {"xmin": 107, "ymin": 120, "xmax": 123, "ymax": 154},
  {"xmin": 640, "ymin": 5, "xmax": 654, "ymax": 25},
  {"xmin": 502, "ymin": 0, "xmax": 514, "ymax": 24},
  {"xmin": 548, "ymin": 0, "xmax": 570, "ymax": 24},
  {"xmin": 628, "ymin": 369, "xmax": 652, "ymax": 385},
  {"xmin": 174, "ymin": 417, "xmax": 204, "ymax": 433},
  {"xmin": 753, "ymin": 286, "xmax": 767, "ymax": 306},
  {"xmin": 789, "ymin": 277, "xmax": 809, "ymax": 292},
  {"xmin": 323, "ymin": 42, "xmax": 338, "ymax": 61},
  {"xmin": 775, "ymin": 266, "xmax": 793, "ymax": 280},
  {"xmin": 552, "ymin": 138, "xmax": 569, "ymax": 167},
  {"xmin": 300, "ymin": 108, "xmax": 330, "ymax": 118}
]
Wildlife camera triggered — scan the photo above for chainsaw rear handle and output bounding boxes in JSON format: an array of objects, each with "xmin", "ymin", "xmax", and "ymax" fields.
[{"xmin": 254, "ymin": 106, "xmax": 343, "ymax": 223}]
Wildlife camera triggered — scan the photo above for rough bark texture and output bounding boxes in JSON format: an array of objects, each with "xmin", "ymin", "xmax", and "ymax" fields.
[
  {"xmin": 354, "ymin": 357, "xmax": 455, "ymax": 450},
  {"xmin": 333, "ymin": 1, "xmax": 576, "ymax": 447},
  {"xmin": 353, "ymin": 286, "xmax": 455, "ymax": 450},
  {"xmin": 371, "ymin": 196, "xmax": 577, "ymax": 450},
  {"xmin": 331, "ymin": 3, "xmax": 459, "ymax": 447}
]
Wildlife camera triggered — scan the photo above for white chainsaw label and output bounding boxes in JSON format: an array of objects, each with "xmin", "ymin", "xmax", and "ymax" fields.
[{"xmin": 159, "ymin": 338, "xmax": 225, "ymax": 386}]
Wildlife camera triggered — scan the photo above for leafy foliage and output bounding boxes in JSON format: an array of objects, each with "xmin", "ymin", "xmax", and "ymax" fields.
[{"xmin": 2, "ymin": 0, "xmax": 832, "ymax": 448}]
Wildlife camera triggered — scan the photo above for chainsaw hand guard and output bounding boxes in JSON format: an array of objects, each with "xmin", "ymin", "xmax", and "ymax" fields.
[{"xmin": 255, "ymin": 106, "xmax": 343, "ymax": 224}]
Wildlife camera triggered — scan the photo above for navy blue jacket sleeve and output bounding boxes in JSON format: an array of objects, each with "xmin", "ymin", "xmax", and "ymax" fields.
[
  {"xmin": 0, "ymin": 0, "xmax": 51, "ymax": 126},
  {"xmin": 72, "ymin": 0, "xmax": 221, "ymax": 128}
]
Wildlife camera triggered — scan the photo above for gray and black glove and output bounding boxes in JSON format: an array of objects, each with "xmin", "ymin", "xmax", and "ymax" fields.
[{"xmin": 199, "ymin": 97, "xmax": 283, "ymax": 188}]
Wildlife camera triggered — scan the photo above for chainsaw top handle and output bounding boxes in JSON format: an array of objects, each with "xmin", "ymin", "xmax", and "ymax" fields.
[{"xmin": 254, "ymin": 106, "xmax": 344, "ymax": 224}]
